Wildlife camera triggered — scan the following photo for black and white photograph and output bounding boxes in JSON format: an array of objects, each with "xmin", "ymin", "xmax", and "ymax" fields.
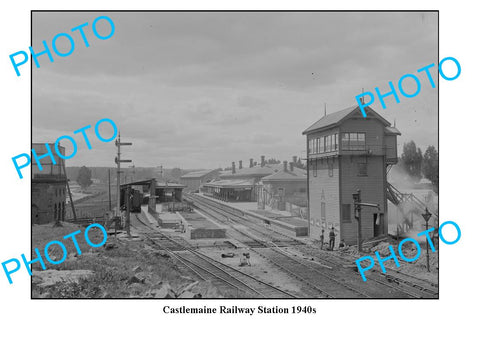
[{"xmin": 29, "ymin": 11, "xmax": 440, "ymax": 299}]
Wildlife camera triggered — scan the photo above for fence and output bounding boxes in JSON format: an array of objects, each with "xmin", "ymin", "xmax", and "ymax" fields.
[{"xmin": 65, "ymin": 202, "xmax": 110, "ymax": 220}]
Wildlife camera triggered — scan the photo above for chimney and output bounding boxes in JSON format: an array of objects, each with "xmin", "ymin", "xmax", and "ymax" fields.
[
  {"xmin": 249, "ymin": 158, "xmax": 254, "ymax": 168},
  {"xmin": 283, "ymin": 161, "xmax": 288, "ymax": 172},
  {"xmin": 293, "ymin": 156, "xmax": 298, "ymax": 164},
  {"xmin": 261, "ymin": 155, "xmax": 265, "ymax": 167},
  {"xmin": 239, "ymin": 160, "xmax": 243, "ymax": 169},
  {"xmin": 290, "ymin": 162, "xmax": 294, "ymax": 172},
  {"xmin": 232, "ymin": 162, "xmax": 236, "ymax": 174}
]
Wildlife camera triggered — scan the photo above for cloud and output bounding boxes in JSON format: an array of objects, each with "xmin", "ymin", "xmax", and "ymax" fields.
[
  {"xmin": 237, "ymin": 95, "xmax": 268, "ymax": 109},
  {"xmin": 32, "ymin": 11, "xmax": 438, "ymax": 169}
]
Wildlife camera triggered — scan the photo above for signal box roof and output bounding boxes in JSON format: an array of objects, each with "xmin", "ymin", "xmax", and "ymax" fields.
[{"xmin": 302, "ymin": 105, "xmax": 391, "ymax": 135}]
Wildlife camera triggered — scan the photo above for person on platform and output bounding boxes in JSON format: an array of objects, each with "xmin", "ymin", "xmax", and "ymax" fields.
[{"xmin": 329, "ymin": 227, "xmax": 336, "ymax": 250}]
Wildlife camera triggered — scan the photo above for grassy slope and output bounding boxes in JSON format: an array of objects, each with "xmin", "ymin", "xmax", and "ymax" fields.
[{"xmin": 32, "ymin": 223, "xmax": 249, "ymax": 298}]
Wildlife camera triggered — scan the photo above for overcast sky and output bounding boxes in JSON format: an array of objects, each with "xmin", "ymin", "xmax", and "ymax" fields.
[{"xmin": 32, "ymin": 11, "xmax": 438, "ymax": 169}]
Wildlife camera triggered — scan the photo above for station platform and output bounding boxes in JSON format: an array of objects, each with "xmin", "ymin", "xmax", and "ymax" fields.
[
  {"xmin": 182, "ymin": 210, "xmax": 226, "ymax": 240},
  {"xmin": 140, "ymin": 206, "xmax": 158, "ymax": 227},
  {"xmin": 248, "ymin": 209, "xmax": 309, "ymax": 229},
  {"xmin": 140, "ymin": 205, "xmax": 225, "ymax": 240},
  {"xmin": 193, "ymin": 194, "xmax": 309, "ymax": 238},
  {"xmin": 158, "ymin": 212, "xmax": 181, "ymax": 228}
]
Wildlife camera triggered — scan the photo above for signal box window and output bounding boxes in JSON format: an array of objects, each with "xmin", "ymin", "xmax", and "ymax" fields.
[
  {"xmin": 342, "ymin": 204, "xmax": 351, "ymax": 222},
  {"xmin": 342, "ymin": 132, "xmax": 366, "ymax": 151}
]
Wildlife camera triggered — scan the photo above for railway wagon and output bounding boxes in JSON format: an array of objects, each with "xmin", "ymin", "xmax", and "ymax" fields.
[
  {"xmin": 165, "ymin": 200, "xmax": 193, "ymax": 212},
  {"xmin": 120, "ymin": 188, "xmax": 143, "ymax": 213},
  {"xmin": 131, "ymin": 189, "xmax": 142, "ymax": 212}
]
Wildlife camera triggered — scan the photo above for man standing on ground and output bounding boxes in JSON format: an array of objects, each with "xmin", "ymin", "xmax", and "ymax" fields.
[
  {"xmin": 320, "ymin": 229, "xmax": 325, "ymax": 250},
  {"xmin": 329, "ymin": 227, "xmax": 336, "ymax": 250}
]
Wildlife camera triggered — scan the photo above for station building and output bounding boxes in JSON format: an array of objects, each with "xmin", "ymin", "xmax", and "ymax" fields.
[
  {"xmin": 31, "ymin": 143, "xmax": 67, "ymax": 224},
  {"xmin": 125, "ymin": 179, "xmax": 186, "ymax": 204},
  {"xmin": 201, "ymin": 179, "xmax": 255, "ymax": 202},
  {"xmin": 180, "ymin": 169, "xmax": 219, "ymax": 193},
  {"xmin": 258, "ymin": 161, "xmax": 307, "ymax": 211},
  {"xmin": 154, "ymin": 181, "xmax": 186, "ymax": 202},
  {"xmin": 303, "ymin": 105, "xmax": 400, "ymax": 246},
  {"xmin": 218, "ymin": 157, "xmax": 305, "ymax": 201},
  {"xmin": 220, "ymin": 158, "xmax": 274, "ymax": 181},
  {"xmin": 202, "ymin": 157, "xmax": 306, "ymax": 204}
]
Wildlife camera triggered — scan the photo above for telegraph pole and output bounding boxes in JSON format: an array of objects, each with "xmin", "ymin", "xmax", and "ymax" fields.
[
  {"xmin": 129, "ymin": 163, "xmax": 136, "ymax": 182},
  {"xmin": 422, "ymin": 208, "xmax": 432, "ymax": 272},
  {"xmin": 114, "ymin": 132, "xmax": 132, "ymax": 217},
  {"xmin": 125, "ymin": 186, "xmax": 131, "ymax": 236},
  {"xmin": 353, "ymin": 190, "xmax": 362, "ymax": 252},
  {"xmin": 108, "ymin": 168, "xmax": 112, "ymax": 211},
  {"xmin": 353, "ymin": 189, "xmax": 380, "ymax": 252},
  {"xmin": 159, "ymin": 165, "xmax": 163, "ymax": 181},
  {"xmin": 62, "ymin": 159, "xmax": 77, "ymax": 222}
]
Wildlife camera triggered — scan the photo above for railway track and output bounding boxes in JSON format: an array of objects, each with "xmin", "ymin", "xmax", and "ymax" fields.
[
  {"xmin": 292, "ymin": 246, "xmax": 439, "ymax": 298},
  {"xmin": 304, "ymin": 246, "xmax": 439, "ymax": 297},
  {"xmin": 187, "ymin": 194, "xmax": 374, "ymax": 298},
  {"xmin": 132, "ymin": 213, "xmax": 298, "ymax": 299},
  {"xmin": 187, "ymin": 194, "xmax": 438, "ymax": 299}
]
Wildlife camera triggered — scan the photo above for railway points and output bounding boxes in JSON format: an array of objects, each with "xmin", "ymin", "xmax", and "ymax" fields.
[
  {"xmin": 133, "ymin": 213, "xmax": 299, "ymax": 298},
  {"xmin": 34, "ymin": 169, "xmax": 438, "ymax": 299},
  {"xmin": 184, "ymin": 193, "xmax": 438, "ymax": 298},
  {"xmin": 30, "ymin": 106, "xmax": 438, "ymax": 299}
]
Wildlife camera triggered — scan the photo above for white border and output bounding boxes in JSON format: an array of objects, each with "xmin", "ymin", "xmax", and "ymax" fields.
[{"xmin": 0, "ymin": 1, "xmax": 476, "ymax": 339}]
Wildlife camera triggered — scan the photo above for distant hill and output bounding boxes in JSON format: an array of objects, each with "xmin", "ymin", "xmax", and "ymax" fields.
[{"xmin": 65, "ymin": 166, "xmax": 205, "ymax": 184}]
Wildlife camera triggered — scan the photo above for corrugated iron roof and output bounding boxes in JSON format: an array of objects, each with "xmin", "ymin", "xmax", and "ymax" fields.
[
  {"xmin": 181, "ymin": 169, "xmax": 217, "ymax": 179},
  {"xmin": 262, "ymin": 169, "xmax": 307, "ymax": 181},
  {"xmin": 385, "ymin": 126, "xmax": 401, "ymax": 135},
  {"xmin": 221, "ymin": 166, "xmax": 274, "ymax": 177},
  {"xmin": 202, "ymin": 178, "xmax": 255, "ymax": 188},
  {"xmin": 302, "ymin": 105, "xmax": 391, "ymax": 134},
  {"xmin": 120, "ymin": 179, "xmax": 186, "ymax": 188},
  {"xmin": 220, "ymin": 163, "xmax": 305, "ymax": 178},
  {"xmin": 156, "ymin": 182, "xmax": 186, "ymax": 188}
]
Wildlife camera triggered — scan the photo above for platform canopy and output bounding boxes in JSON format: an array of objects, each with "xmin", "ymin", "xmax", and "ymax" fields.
[{"xmin": 120, "ymin": 178, "xmax": 186, "ymax": 189}]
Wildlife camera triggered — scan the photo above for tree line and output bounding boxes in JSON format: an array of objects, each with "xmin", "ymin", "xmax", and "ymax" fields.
[{"xmin": 400, "ymin": 140, "xmax": 438, "ymax": 193}]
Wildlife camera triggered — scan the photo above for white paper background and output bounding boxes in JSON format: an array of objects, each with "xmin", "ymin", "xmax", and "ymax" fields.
[{"xmin": 0, "ymin": 1, "xmax": 476, "ymax": 339}]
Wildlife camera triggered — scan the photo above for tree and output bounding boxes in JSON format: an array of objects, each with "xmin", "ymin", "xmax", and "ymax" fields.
[
  {"xmin": 170, "ymin": 168, "xmax": 182, "ymax": 181},
  {"xmin": 266, "ymin": 158, "xmax": 281, "ymax": 164},
  {"xmin": 76, "ymin": 166, "xmax": 93, "ymax": 190},
  {"xmin": 295, "ymin": 155, "xmax": 306, "ymax": 169},
  {"xmin": 401, "ymin": 141, "xmax": 423, "ymax": 182},
  {"xmin": 422, "ymin": 146, "xmax": 439, "ymax": 193}
]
